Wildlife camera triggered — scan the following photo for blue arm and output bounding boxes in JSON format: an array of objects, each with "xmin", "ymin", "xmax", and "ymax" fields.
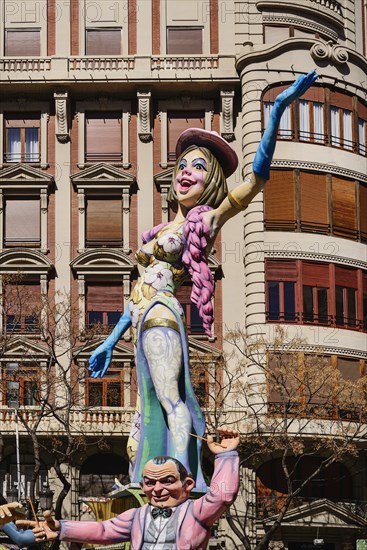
[
  {"xmin": 88, "ymin": 305, "xmax": 132, "ymax": 378},
  {"xmin": 253, "ymin": 70, "xmax": 318, "ymax": 180},
  {"xmin": 3, "ymin": 522, "xmax": 36, "ymax": 548}
]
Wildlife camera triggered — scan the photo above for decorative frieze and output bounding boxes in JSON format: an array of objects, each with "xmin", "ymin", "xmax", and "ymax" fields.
[
  {"xmin": 138, "ymin": 90, "xmax": 152, "ymax": 143},
  {"xmin": 220, "ymin": 90, "xmax": 235, "ymax": 142}
]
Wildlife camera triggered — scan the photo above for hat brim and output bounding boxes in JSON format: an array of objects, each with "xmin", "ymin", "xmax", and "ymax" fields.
[{"xmin": 175, "ymin": 128, "xmax": 238, "ymax": 178}]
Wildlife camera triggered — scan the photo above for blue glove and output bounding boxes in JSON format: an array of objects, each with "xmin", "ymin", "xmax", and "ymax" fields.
[
  {"xmin": 88, "ymin": 305, "xmax": 132, "ymax": 378},
  {"xmin": 3, "ymin": 522, "xmax": 36, "ymax": 547},
  {"xmin": 253, "ymin": 70, "xmax": 318, "ymax": 180}
]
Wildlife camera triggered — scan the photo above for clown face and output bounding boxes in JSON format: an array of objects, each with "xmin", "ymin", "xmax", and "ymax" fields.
[
  {"xmin": 175, "ymin": 148, "xmax": 208, "ymax": 209},
  {"xmin": 141, "ymin": 459, "xmax": 195, "ymax": 508}
]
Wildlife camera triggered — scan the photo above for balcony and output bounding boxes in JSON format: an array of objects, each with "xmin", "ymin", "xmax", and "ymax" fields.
[
  {"xmin": 257, "ymin": 496, "xmax": 367, "ymax": 520},
  {"xmin": 0, "ymin": 407, "xmax": 135, "ymax": 436},
  {"xmin": 0, "ymin": 55, "xmax": 237, "ymax": 83},
  {"xmin": 266, "ymin": 311, "xmax": 367, "ymax": 333}
]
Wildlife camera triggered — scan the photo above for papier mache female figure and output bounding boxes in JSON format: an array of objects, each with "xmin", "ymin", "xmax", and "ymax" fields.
[{"xmin": 89, "ymin": 71, "xmax": 318, "ymax": 489}]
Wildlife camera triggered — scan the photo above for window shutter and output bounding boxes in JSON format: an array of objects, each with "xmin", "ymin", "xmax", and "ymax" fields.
[
  {"xmin": 5, "ymin": 30, "xmax": 40, "ymax": 56},
  {"xmin": 266, "ymin": 260, "xmax": 298, "ymax": 281},
  {"xmin": 332, "ymin": 176, "xmax": 357, "ymax": 239},
  {"xmin": 168, "ymin": 111, "xmax": 205, "ymax": 161},
  {"xmin": 85, "ymin": 113, "xmax": 122, "ymax": 162},
  {"xmin": 5, "ymin": 115, "xmax": 40, "ymax": 128},
  {"xmin": 166, "ymin": 27, "xmax": 202, "ymax": 54},
  {"xmin": 176, "ymin": 283, "xmax": 192, "ymax": 304},
  {"xmin": 337, "ymin": 357, "xmax": 360, "ymax": 381},
  {"xmin": 264, "ymin": 170, "xmax": 295, "ymax": 230},
  {"xmin": 86, "ymin": 198, "xmax": 122, "ymax": 246},
  {"xmin": 300, "ymin": 172, "xmax": 328, "ymax": 233},
  {"xmin": 335, "ymin": 266, "xmax": 358, "ymax": 288},
  {"xmin": 360, "ymin": 184, "xmax": 367, "ymax": 241},
  {"xmin": 5, "ymin": 199, "xmax": 40, "ymax": 245},
  {"xmin": 85, "ymin": 29, "xmax": 121, "ymax": 55},
  {"xmin": 5, "ymin": 283, "xmax": 41, "ymax": 316},
  {"xmin": 87, "ymin": 283, "xmax": 123, "ymax": 312},
  {"xmin": 330, "ymin": 91, "xmax": 353, "ymax": 110},
  {"xmin": 302, "ymin": 262, "xmax": 329, "ymax": 287}
]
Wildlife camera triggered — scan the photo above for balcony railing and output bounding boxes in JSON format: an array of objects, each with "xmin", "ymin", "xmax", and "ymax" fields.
[
  {"xmin": 257, "ymin": 496, "xmax": 367, "ymax": 519},
  {"xmin": 0, "ymin": 58, "xmax": 51, "ymax": 71},
  {"xmin": 268, "ymin": 401, "xmax": 366, "ymax": 422},
  {"xmin": 69, "ymin": 57, "xmax": 135, "ymax": 71},
  {"xmin": 266, "ymin": 311, "xmax": 367, "ymax": 332},
  {"xmin": 151, "ymin": 56, "xmax": 219, "ymax": 70}
]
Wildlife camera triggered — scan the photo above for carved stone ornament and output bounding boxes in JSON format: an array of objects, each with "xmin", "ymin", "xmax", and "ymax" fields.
[
  {"xmin": 220, "ymin": 90, "xmax": 235, "ymax": 142},
  {"xmin": 138, "ymin": 90, "xmax": 152, "ymax": 142},
  {"xmin": 310, "ymin": 40, "xmax": 349, "ymax": 65},
  {"xmin": 54, "ymin": 92, "xmax": 69, "ymax": 143}
]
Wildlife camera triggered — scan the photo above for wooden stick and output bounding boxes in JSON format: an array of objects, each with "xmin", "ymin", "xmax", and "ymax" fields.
[
  {"xmin": 27, "ymin": 497, "xmax": 39, "ymax": 527},
  {"xmin": 189, "ymin": 432, "xmax": 227, "ymax": 448}
]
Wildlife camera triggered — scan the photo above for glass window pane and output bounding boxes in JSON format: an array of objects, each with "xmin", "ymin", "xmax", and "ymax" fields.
[
  {"xmin": 317, "ymin": 288, "xmax": 328, "ymax": 323},
  {"xmin": 279, "ymin": 105, "xmax": 292, "ymax": 139},
  {"xmin": 25, "ymin": 128, "xmax": 39, "ymax": 162},
  {"xmin": 313, "ymin": 102, "xmax": 324, "ymax": 143},
  {"xmin": 299, "ymin": 100, "xmax": 310, "ymax": 141},
  {"xmin": 190, "ymin": 304, "xmax": 204, "ymax": 333},
  {"xmin": 303, "ymin": 286, "xmax": 314, "ymax": 322},
  {"xmin": 363, "ymin": 294, "xmax": 367, "ymax": 330},
  {"xmin": 88, "ymin": 311, "xmax": 103, "ymax": 325},
  {"xmin": 107, "ymin": 311, "xmax": 121, "ymax": 326},
  {"xmin": 23, "ymin": 381, "xmax": 38, "ymax": 406},
  {"xmin": 268, "ymin": 282, "xmax": 280, "ymax": 320},
  {"xmin": 331, "ymin": 106, "xmax": 341, "ymax": 146},
  {"xmin": 358, "ymin": 118, "xmax": 366, "ymax": 155},
  {"xmin": 284, "ymin": 282, "xmax": 295, "ymax": 321},
  {"xmin": 347, "ymin": 288, "xmax": 356, "ymax": 326},
  {"xmin": 6, "ymin": 128, "xmax": 21, "ymax": 162},
  {"xmin": 263, "ymin": 102, "xmax": 274, "ymax": 128},
  {"xmin": 336, "ymin": 286, "xmax": 344, "ymax": 325},
  {"xmin": 107, "ymin": 382, "xmax": 121, "ymax": 407},
  {"xmin": 342, "ymin": 110, "xmax": 353, "ymax": 150},
  {"xmin": 88, "ymin": 383, "xmax": 102, "ymax": 406}
]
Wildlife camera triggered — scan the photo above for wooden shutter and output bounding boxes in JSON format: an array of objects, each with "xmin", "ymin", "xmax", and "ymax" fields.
[
  {"xmin": 166, "ymin": 27, "xmax": 203, "ymax": 54},
  {"xmin": 85, "ymin": 29, "xmax": 121, "ymax": 55},
  {"xmin": 300, "ymin": 172, "xmax": 328, "ymax": 233},
  {"xmin": 5, "ymin": 199, "xmax": 40, "ymax": 245},
  {"xmin": 266, "ymin": 260, "xmax": 298, "ymax": 281},
  {"xmin": 338, "ymin": 358, "xmax": 360, "ymax": 381},
  {"xmin": 5, "ymin": 283, "xmax": 41, "ymax": 316},
  {"xmin": 302, "ymin": 262, "xmax": 329, "ymax": 287},
  {"xmin": 86, "ymin": 198, "xmax": 122, "ymax": 246},
  {"xmin": 5, "ymin": 30, "xmax": 40, "ymax": 56},
  {"xmin": 176, "ymin": 283, "xmax": 192, "ymax": 304},
  {"xmin": 330, "ymin": 91, "xmax": 353, "ymax": 110},
  {"xmin": 332, "ymin": 176, "xmax": 357, "ymax": 239},
  {"xmin": 264, "ymin": 170, "xmax": 295, "ymax": 230},
  {"xmin": 87, "ymin": 283, "xmax": 123, "ymax": 312},
  {"xmin": 335, "ymin": 266, "xmax": 358, "ymax": 288},
  {"xmin": 360, "ymin": 184, "xmax": 367, "ymax": 241},
  {"xmin": 85, "ymin": 113, "xmax": 122, "ymax": 162},
  {"xmin": 168, "ymin": 111, "xmax": 204, "ymax": 161}
]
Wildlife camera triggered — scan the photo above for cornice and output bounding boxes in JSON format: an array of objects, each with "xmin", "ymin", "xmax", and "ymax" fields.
[
  {"xmin": 262, "ymin": 15, "xmax": 338, "ymax": 41},
  {"xmin": 265, "ymin": 250, "xmax": 367, "ymax": 271},
  {"xmin": 269, "ymin": 342, "xmax": 367, "ymax": 360},
  {"xmin": 271, "ymin": 159, "xmax": 367, "ymax": 184}
]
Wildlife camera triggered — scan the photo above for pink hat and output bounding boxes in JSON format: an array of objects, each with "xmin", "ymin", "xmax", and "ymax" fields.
[{"xmin": 175, "ymin": 128, "xmax": 238, "ymax": 178}]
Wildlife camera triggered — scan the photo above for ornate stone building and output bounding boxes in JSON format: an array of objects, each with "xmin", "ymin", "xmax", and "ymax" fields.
[{"xmin": 0, "ymin": 1, "xmax": 366, "ymax": 548}]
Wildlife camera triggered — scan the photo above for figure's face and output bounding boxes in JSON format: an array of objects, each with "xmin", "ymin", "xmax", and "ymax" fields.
[
  {"xmin": 141, "ymin": 460, "xmax": 195, "ymax": 508},
  {"xmin": 175, "ymin": 148, "xmax": 208, "ymax": 208}
]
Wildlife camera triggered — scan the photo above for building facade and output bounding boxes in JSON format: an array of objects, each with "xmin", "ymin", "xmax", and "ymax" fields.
[{"xmin": 0, "ymin": 1, "xmax": 366, "ymax": 549}]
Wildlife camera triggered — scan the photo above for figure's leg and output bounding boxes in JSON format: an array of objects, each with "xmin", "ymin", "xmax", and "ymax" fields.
[{"xmin": 142, "ymin": 322, "xmax": 192, "ymax": 469}]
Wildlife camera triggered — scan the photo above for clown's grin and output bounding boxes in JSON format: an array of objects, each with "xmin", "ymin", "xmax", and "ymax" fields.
[{"xmin": 177, "ymin": 178, "xmax": 196, "ymax": 193}]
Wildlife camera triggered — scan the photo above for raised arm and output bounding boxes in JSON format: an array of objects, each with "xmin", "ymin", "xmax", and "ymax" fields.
[
  {"xmin": 212, "ymin": 71, "xmax": 318, "ymax": 230},
  {"xmin": 88, "ymin": 304, "xmax": 132, "ymax": 378}
]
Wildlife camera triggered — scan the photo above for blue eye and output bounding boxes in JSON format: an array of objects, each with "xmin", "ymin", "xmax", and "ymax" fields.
[
  {"xmin": 194, "ymin": 162, "xmax": 206, "ymax": 170},
  {"xmin": 178, "ymin": 162, "xmax": 186, "ymax": 170}
]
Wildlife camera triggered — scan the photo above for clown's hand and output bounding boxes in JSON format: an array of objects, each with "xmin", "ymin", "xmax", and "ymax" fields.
[
  {"xmin": 207, "ymin": 429, "xmax": 240, "ymax": 455},
  {"xmin": 0, "ymin": 503, "xmax": 26, "ymax": 525},
  {"xmin": 16, "ymin": 510, "xmax": 60, "ymax": 542}
]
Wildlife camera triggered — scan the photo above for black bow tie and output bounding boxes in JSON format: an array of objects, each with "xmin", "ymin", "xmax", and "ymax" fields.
[{"xmin": 151, "ymin": 507, "xmax": 172, "ymax": 519}]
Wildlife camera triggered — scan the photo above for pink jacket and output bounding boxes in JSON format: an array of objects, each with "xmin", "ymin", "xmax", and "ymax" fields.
[{"xmin": 60, "ymin": 451, "xmax": 239, "ymax": 550}]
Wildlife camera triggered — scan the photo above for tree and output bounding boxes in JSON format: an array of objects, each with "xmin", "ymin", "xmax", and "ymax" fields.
[
  {"xmin": 194, "ymin": 327, "xmax": 367, "ymax": 550},
  {"xmin": 0, "ymin": 277, "xmax": 134, "ymax": 520}
]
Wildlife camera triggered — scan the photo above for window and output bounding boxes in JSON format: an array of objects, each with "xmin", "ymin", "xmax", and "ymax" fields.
[
  {"xmin": 176, "ymin": 283, "xmax": 205, "ymax": 335},
  {"xmin": 85, "ymin": 112, "xmax": 122, "ymax": 163},
  {"xmin": 86, "ymin": 283, "xmax": 123, "ymax": 332},
  {"xmin": 266, "ymin": 260, "xmax": 367, "ymax": 332},
  {"xmin": 85, "ymin": 28, "xmax": 122, "ymax": 55},
  {"xmin": 166, "ymin": 27, "xmax": 203, "ymax": 54},
  {"xmin": 4, "ymin": 198, "xmax": 40, "ymax": 247},
  {"xmin": 264, "ymin": 170, "xmax": 364, "ymax": 242},
  {"xmin": 262, "ymin": 86, "xmax": 367, "ymax": 156},
  {"xmin": 167, "ymin": 111, "xmax": 205, "ymax": 162},
  {"xmin": 85, "ymin": 197, "xmax": 122, "ymax": 247},
  {"xmin": 5, "ymin": 29, "xmax": 40, "ymax": 56},
  {"xmin": 3, "ymin": 282, "xmax": 41, "ymax": 334},
  {"xmin": 3, "ymin": 365, "xmax": 40, "ymax": 407},
  {"xmin": 4, "ymin": 114, "xmax": 40, "ymax": 163},
  {"xmin": 86, "ymin": 366, "xmax": 124, "ymax": 407}
]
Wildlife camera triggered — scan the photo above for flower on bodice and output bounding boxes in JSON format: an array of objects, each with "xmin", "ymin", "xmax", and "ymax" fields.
[
  {"xmin": 157, "ymin": 233, "xmax": 183, "ymax": 255},
  {"xmin": 170, "ymin": 296, "xmax": 184, "ymax": 316},
  {"xmin": 129, "ymin": 301, "xmax": 141, "ymax": 328},
  {"xmin": 144, "ymin": 263, "xmax": 173, "ymax": 290}
]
